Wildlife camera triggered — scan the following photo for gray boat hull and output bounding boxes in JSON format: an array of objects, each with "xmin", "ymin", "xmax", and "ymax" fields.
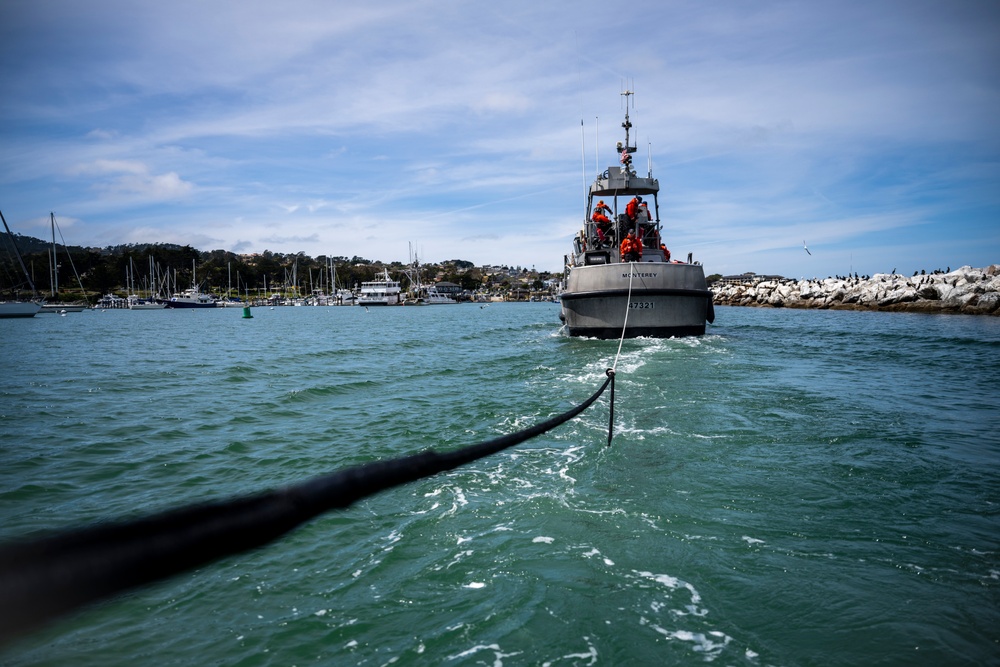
[{"xmin": 560, "ymin": 262, "xmax": 713, "ymax": 339}]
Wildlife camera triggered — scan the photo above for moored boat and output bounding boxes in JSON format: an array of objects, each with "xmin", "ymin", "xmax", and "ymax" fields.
[
  {"xmin": 358, "ymin": 269, "xmax": 402, "ymax": 306},
  {"xmin": 166, "ymin": 287, "xmax": 218, "ymax": 308},
  {"xmin": 38, "ymin": 213, "xmax": 91, "ymax": 313},
  {"xmin": 39, "ymin": 303, "xmax": 86, "ymax": 313},
  {"xmin": 128, "ymin": 296, "xmax": 167, "ymax": 310},
  {"xmin": 0, "ymin": 209, "xmax": 44, "ymax": 318},
  {"xmin": 0, "ymin": 301, "xmax": 42, "ymax": 318},
  {"xmin": 559, "ymin": 90, "xmax": 714, "ymax": 338},
  {"xmin": 423, "ymin": 285, "xmax": 458, "ymax": 304},
  {"xmin": 165, "ymin": 261, "xmax": 218, "ymax": 308}
]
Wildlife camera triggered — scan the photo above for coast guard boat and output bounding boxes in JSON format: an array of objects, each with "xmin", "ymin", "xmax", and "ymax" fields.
[{"xmin": 559, "ymin": 90, "xmax": 714, "ymax": 338}]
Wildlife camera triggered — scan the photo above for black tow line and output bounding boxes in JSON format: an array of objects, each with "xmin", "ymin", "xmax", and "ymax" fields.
[{"xmin": 0, "ymin": 371, "xmax": 616, "ymax": 646}]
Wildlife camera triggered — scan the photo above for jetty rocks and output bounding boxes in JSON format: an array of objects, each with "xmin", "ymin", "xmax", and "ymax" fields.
[{"xmin": 712, "ymin": 265, "xmax": 1000, "ymax": 316}]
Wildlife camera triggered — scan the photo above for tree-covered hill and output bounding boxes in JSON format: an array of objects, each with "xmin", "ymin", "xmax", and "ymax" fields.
[{"xmin": 1, "ymin": 234, "xmax": 529, "ymax": 302}]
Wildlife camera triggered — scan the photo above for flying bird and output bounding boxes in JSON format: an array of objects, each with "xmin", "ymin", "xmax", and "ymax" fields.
[{"xmin": 803, "ymin": 241, "xmax": 812, "ymax": 255}]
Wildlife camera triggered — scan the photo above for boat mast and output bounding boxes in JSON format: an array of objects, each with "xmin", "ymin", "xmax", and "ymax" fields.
[
  {"xmin": 0, "ymin": 209, "xmax": 39, "ymax": 297},
  {"xmin": 50, "ymin": 212, "xmax": 58, "ymax": 296},
  {"xmin": 50, "ymin": 213, "xmax": 89, "ymax": 302}
]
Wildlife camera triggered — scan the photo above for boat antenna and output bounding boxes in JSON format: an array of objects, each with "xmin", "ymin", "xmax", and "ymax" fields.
[
  {"xmin": 621, "ymin": 88, "xmax": 634, "ymax": 153},
  {"xmin": 580, "ymin": 119, "xmax": 587, "ymax": 210}
]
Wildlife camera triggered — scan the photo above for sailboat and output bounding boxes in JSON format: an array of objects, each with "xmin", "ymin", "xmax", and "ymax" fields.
[
  {"xmin": 0, "ymin": 209, "xmax": 43, "ymax": 318},
  {"xmin": 39, "ymin": 213, "xmax": 88, "ymax": 313},
  {"xmin": 128, "ymin": 256, "xmax": 167, "ymax": 309}
]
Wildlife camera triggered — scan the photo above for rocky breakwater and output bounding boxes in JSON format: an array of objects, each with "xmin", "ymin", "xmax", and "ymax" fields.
[{"xmin": 712, "ymin": 265, "xmax": 1000, "ymax": 316}]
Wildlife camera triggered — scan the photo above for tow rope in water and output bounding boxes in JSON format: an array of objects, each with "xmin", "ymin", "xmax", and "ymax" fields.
[
  {"xmin": 0, "ymin": 373, "xmax": 615, "ymax": 646},
  {"xmin": 603, "ymin": 261, "xmax": 635, "ymax": 447}
]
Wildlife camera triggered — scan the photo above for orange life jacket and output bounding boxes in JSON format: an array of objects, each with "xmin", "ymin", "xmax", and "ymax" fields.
[
  {"xmin": 621, "ymin": 235, "xmax": 641, "ymax": 257},
  {"xmin": 625, "ymin": 199, "xmax": 640, "ymax": 221}
]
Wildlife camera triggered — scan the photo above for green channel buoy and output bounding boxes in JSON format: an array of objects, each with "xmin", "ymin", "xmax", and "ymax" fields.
[{"xmin": 242, "ymin": 306, "xmax": 253, "ymax": 319}]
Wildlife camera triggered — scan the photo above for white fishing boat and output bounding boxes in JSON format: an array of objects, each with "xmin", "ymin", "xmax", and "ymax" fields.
[
  {"xmin": 166, "ymin": 287, "xmax": 217, "ymax": 308},
  {"xmin": 165, "ymin": 261, "xmax": 218, "ymax": 309},
  {"xmin": 423, "ymin": 285, "xmax": 458, "ymax": 304},
  {"xmin": 559, "ymin": 90, "xmax": 714, "ymax": 338},
  {"xmin": 358, "ymin": 269, "xmax": 402, "ymax": 306}
]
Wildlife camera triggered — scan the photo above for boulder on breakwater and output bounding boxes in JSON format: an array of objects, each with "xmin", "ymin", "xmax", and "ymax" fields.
[{"xmin": 712, "ymin": 265, "xmax": 1000, "ymax": 316}]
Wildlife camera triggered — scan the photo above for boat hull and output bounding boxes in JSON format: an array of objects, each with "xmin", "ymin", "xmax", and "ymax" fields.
[
  {"xmin": 165, "ymin": 299, "xmax": 217, "ymax": 308},
  {"xmin": 0, "ymin": 301, "xmax": 42, "ymax": 318},
  {"xmin": 39, "ymin": 304, "xmax": 87, "ymax": 313},
  {"xmin": 358, "ymin": 298, "xmax": 400, "ymax": 306},
  {"xmin": 560, "ymin": 263, "xmax": 712, "ymax": 339}
]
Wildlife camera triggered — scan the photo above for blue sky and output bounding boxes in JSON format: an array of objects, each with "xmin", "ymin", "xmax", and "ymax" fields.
[{"xmin": 1, "ymin": 1, "xmax": 997, "ymax": 277}]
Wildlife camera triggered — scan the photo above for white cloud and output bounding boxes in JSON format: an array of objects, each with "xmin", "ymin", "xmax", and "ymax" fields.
[{"xmin": 69, "ymin": 160, "xmax": 194, "ymax": 200}]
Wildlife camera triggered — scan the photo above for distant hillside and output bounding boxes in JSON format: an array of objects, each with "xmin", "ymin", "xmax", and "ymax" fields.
[
  {"xmin": 2, "ymin": 233, "xmax": 552, "ymax": 300},
  {"xmin": 2, "ymin": 233, "xmax": 56, "ymax": 256},
  {"xmin": 3, "ymin": 233, "xmax": 188, "ymax": 257}
]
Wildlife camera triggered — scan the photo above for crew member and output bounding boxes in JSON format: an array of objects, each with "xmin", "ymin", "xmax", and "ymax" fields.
[
  {"xmin": 625, "ymin": 196, "xmax": 642, "ymax": 224},
  {"xmin": 620, "ymin": 231, "xmax": 642, "ymax": 262},
  {"xmin": 660, "ymin": 244, "xmax": 671, "ymax": 262},
  {"xmin": 592, "ymin": 200, "xmax": 613, "ymax": 246}
]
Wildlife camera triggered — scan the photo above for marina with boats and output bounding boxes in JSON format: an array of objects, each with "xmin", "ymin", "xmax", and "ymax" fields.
[{"xmin": 4, "ymin": 239, "xmax": 513, "ymax": 314}]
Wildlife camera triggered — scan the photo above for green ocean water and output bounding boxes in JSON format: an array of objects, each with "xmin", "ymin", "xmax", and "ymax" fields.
[{"xmin": 1, "ymin": 303, "xmax": 998, "ymax": 666}]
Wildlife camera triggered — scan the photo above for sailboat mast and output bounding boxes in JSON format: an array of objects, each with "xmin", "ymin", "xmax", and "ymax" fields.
[
  {"xmin": 0, "ymin": 209, "xmax": 39, "ymax": 296},
  {"xmin": 50, "ymin": 213, "xmax": 58, "ymax": 296}
]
